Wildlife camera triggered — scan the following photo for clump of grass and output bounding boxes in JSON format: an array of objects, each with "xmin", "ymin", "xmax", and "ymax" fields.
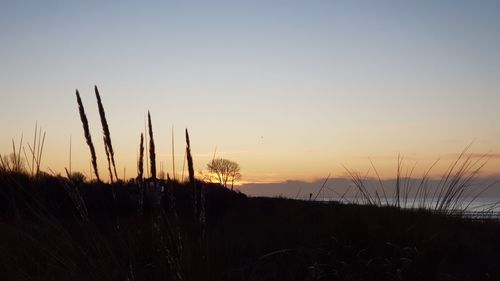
[
  {"xmin": 148, "ymin": 111, "xmax": 156, "ymax": 180},
  {"xmin": 1, "ymin": 125, "xmax": 45, "ymax": 177},
  {"xmin": 0, "ymin": 136, "xmax": 26, "ymax": 174},
  {"xmin": 23, "ymin": 122, "xmax": 46, "ymax": 177},
  {"xmin": 431, "ymin": 148, "xmax": 489, "ymax": 213},
  {"xmin": 76, "ymin": 90, "xmax": 100, "ymax": 181},
  {"xmin": 344, "ymin": 145, "xmax": 497, "ymax": 215}
]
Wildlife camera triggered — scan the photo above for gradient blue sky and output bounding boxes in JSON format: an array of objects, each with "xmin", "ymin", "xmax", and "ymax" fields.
[{"xmin": 1, "ymin": 0, "xmax": 500, "ymax": 182}]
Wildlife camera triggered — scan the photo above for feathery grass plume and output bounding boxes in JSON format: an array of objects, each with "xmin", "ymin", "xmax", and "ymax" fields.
[
  {"xmin": 148, "ymin": 111, "xmax": 156, "ymax": 180},
  {"xmin": 138, "ymin": 133, "xmax": 144, "ymax": 181},
  {"xmin": 76, "ymin": 90, "xmax": 100, "ymax": 182},
  {"xmin": 185, "ymin": 129, "xmax": 195, "ymax": 185},
  {"xmin": 95, "ymin": 86, "xmax": 118, "ymax": 180}
]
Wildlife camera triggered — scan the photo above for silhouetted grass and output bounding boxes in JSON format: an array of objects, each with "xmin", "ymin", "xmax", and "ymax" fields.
[
  {"xmin": 148, "ymin": 111, "xmax": 156, "ymax": 180},
  {"xmin": 185, "ymin": 129, "xmax": 194, "ymax": 186},
  {"xmin": 343, "ymin": 146, "xmax": 498, "ymax": 217},
  {"xmin": 76, "ymin": 90, "xmax": 100, "ymax": 182},
  {"xmin": 138, "ymin": 133, "xmax": 144, "ymax": 182},
  {"xmin": 1, "ymin": 172, "xmax": 500, "ymax": 281},
  {"xmin": 95, "ymin": 85, "xmax": 118, "ymax": 181}
]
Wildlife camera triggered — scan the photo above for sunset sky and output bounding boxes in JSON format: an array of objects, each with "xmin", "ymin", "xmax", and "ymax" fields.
[{"xmin": 1, "ymin": 1, "xmax": 500, "ymax": 184}]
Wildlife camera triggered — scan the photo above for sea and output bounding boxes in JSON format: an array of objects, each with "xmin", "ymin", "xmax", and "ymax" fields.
[{"xmin": 311, "ymin": 196, "xmax": 500, "ymax": 220}]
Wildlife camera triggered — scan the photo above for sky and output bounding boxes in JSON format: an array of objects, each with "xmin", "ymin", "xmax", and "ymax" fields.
[{"xmin": 1, "ymin": 0, "xmax": 500, "ymax": 185}]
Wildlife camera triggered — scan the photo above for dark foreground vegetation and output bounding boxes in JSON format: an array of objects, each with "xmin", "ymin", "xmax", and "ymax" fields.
[
  {"xmin": 2, "ymin": 87, "xmax": 499, "ymax": 280},
  {"xmin": 1, "ymin": 172, "xmax": 500, "ymax": 281}
]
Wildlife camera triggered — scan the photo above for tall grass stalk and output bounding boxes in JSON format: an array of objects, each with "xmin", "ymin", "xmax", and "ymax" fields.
[
  {"xmin": 148, "ymin": 111, "xmax": 156, "ymax": 180},
  {"xmin": 25, "ymin": 125, "xmax": 46, "ymax": 177},
  {"xmin": 36, "ymin": 126, "xmax": 45, "ymax": 176},
  {"xmin": 343, "ymin": 166, "xmax": 374, "ymax": 205},
  {"xmin": 95, "ymin": 86, "xmax": 118, "ymax": 181},
  {"xmin": 181, "ymin": 149, "xmax": 186, "ymax": 182},
  {"xmin": 15, "ymin": 136, "xmax": 22, "ymax": 171},
  {"xmin": 172, "ymin": 126, "xmax": 176, "ymax": 181},
  {"xmin": 144, "ymin": 115, "xmax": 149, "ymax": 178},
  {"xmin": 76, "ymin": 90, "xmax": 100, "ymax": 182},
  {"xmin": 104, "ymin": 138, "xmax": 114, "ymax": 183},
  {"xmin": 32, "ymin": 122, "xmax": 37, "ymax": 174},
  {"xmin": 313, "ymin": 174, "xmax": 330, "ymax": 201},
  {"xmin": 185, "ymin": 129, "xmax": 195, "ymax": 185},
  {"xmin": 185, "ymin": 128, "xmax": 198, "ymax": 217},
  {"xmin": 369, "ymin": 158, "xmax": 389, "ymax": 206},
  {"xmin": 138, "ymin": 133, "xmax": 144, "ymax": 181},
  {"xmin": 69, "ymin": 135, "xmax": 72, "ymax": 175}
]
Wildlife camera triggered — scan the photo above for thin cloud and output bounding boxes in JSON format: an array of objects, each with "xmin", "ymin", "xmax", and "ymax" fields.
[
  {"xmin": 193, "ymin": 150, "xmax": 250, "ymax": 158},
  {"xmin": 441, "ymin": 152, "xmax": 500, "ymax": 160},
  {"xmin": 467, "ymin": 153, "xmax": 500, "ymax": 159},
  {"xmin": 351, "ymin": 155, "xmax": 422, "ymax": 161}
]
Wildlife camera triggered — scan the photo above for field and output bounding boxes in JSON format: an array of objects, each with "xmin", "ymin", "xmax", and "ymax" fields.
[{"xmin": 1, "ymin": 170, "xmax": 500, "ymax": 281}]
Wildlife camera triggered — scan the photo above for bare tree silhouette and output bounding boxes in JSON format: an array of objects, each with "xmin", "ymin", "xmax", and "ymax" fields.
[{"xmin": 207, "ymin": 158, "xmax": 241, "ymax": 190}]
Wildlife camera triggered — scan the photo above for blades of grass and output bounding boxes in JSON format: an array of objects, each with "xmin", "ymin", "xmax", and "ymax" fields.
[
  {"xmin": 17, "ymin": 134, "xmax": 23, "ymax": 172},
  {"xmin": 344, "ymin": 166, "xmax": 373, "ymax": 205},
  {"xmin": 32, "ymin": 122, "xmax": 37, "ymax": 176},
  {"xmin": 434, "ymin": 142, "xmax": 473, "ymax": 210},
  {"xmin": 171, "ymin": 126, "xmax": 175, "ymax": 181},
  {"xmin": 313, "ymin": 173, "xmax": 330, "ymax": 201},
  {"xmin": 403, "ymin": 161, "xmax": 417, "ymax": 208},
  {"xmin": 22, "ymin": 147, "xmax": 32, "ymax": 176},
  {"xmin": 413, "ymin": 158, "xmax": 439, "ymax": 209},
  {"xmin": 370, "ymin": 158, "xmax": 389, "ymax": 206},
  {"xmin": 340, "ymin": 185, "xmax": 352, "ymax": 203},
  {"xmin": 37, "ymin": 131, "xmax": 45, "ymax": 176}
]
